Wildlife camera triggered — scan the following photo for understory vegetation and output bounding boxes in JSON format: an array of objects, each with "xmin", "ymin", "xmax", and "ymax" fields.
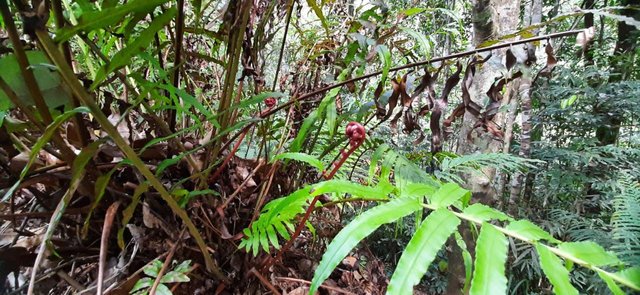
[{"xmin": 0, "ymin": 0, "xmax": 639, "ymax": 294}]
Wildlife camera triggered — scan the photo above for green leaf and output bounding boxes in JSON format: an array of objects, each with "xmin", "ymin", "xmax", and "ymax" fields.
[
  {"xmin": 161, "ymin": 271, "xmax": 190, "ymax": 283},
  {"xmin": 55, "ymin": 0, "xmax": 169, "ymax": 41},
  {"xmin": 401, "ymin": 7, "xmax": 426, "ymax": 17},
  {"xmin": 312, "ymin": 179, "xmax": 392, "ymax": 201},
  {"xmin": 401, "ymin": 182, "xmax": 437, "ymax": 200},
  {"xmin": 556, "ymin": 241, "xmax": 621, "ymax": 267},
  {"xmin": 83, "ymin": 166, "xmax": 118, "ymax": 238},
  {"xmin": 0, "ymin": 51, "xmax": 72, "ymax": 111},
  {"xmin": 401, "ymin": 27, "xmax": 431, "ymax": 57},
  {"xmin": 174, "ymin": 260, "xmax": 191, "ymax": 273},
  {"xmin": 309, "ymin": 197, "xmax": 422, "ymax": 294},
  {"xmin": 266, "ymin": 225, "xmax": 280, "ymax": 250},
  {"xmin": 290, "ymin": 109, "xmax": 319, "ymax": 152},
  {"xmin": 272, "ymin": 152, "xmax": 324, "ymax": 172},
  {"xmin": 462, "ymin": 203, "xmax": 512, "ymax": 223},
  {"xmin": 536, "ymin": 244, "xmax": 579, "ymax": 295},
  {"xmin": 430, "ymin": 183, "xmax": 470, "ymax": 209},
  {"xmin": 597, "ymin": 270, "xmax": 625, "ymax": 295},
  {"xmin": 131, "ymin": 277, "xmax": 153, "ymax": 293},
  {"xmin": 376, "ymin": 45, "xmax": 392, "ymax": 83},
  {"xmin": 470, "ymin": 224, "xmax": 508, "ymax": 295},
  {"xmin": 387, "ymin": 209, "xmax": 460, "ymax": 295},
  {"xmin": 93, "ymin": 8, "xmax": 177, "ymax": 88},
  {"xmin": 597, "ymin": 267, "xmax": 640, "ymax": 291},
  {"xmin": 305, "ymin": 0, "xmax": 329, "ymax": 35},
  {"xmin": 1, "ymin": 107, "xmax": 90, "ymax": 202},
  {"xmin": 505, "ymin": 220, "xmax": 559, "ymax": 243},
  {"xmin": 144, "ymin": 259, "xmax": 164, "ymax": 278},
  {"xmin": 155, "ymin": 283, "xmax": 172, "ymax": 295},
  {"xmin": 455, "ymin": 232, "xmax": 473, "ymax": 293},
  {"xmin": 369, "ymin": 144, "xmax": 390, "ymax": 183},
  {"xmin": 326, "ymin": 97, "xmax": 337, "ymax": 136}
]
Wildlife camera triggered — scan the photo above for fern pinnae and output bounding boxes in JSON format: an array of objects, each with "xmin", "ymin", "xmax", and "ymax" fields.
[
  {"xmin": 470, "ymin": 223, "xmax": 509, "ymax": 295},
  {"xmin": 387, "ymin": 209, "xmax": 460, "ymax": 295},
  {"xmin": 309, "ymin": 196, "xmax": 423, "ymax": 294}
]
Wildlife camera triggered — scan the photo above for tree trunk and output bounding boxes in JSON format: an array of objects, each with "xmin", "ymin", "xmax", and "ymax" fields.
[
  {"xmin": 447, "ymin": 1, "xmax": 521, "ymax": 293},
  {"xmin": 457, "ymin": 0, "xmax": 521, "ymax": 205},
  {"xmin": 507, "ymin": 0, "xmax": 542, "ymax": 215}
]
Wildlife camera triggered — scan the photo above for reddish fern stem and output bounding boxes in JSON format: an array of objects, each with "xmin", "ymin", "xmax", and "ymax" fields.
[{"xmin": 267, "ymin": 122, "xmax": 365, "ymax": 269}]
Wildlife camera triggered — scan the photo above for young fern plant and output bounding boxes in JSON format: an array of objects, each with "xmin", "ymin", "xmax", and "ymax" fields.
[{"xmin": 241, "ymin": 143, "xmax": 639, "ymax": 294}]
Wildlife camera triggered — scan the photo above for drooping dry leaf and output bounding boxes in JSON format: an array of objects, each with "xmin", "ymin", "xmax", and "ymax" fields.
[{"xmin": 506, "ymin": 48, "xmax": 517, "ymax": 71}]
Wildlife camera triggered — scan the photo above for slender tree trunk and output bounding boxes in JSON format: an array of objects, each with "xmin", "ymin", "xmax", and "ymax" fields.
[
  {"xmin": 447, "ymin": 1, "xmax": 521, "ymax": 293},
  {"xmin": 507, "ymin": 0, "xmax": 542, "ymax": 215},
  {"xmin": 457, "ymin": 0, "xmax": 521, "ymax": 205}
]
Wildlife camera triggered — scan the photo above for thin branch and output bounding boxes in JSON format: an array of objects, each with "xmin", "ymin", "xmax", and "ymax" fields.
[
  {"xmin": 97, "ymin": 201, "xmax": 121, "ymax": 295},
  {"xmin": 216, "ymin": 29, "xmax": 585, "ymax": 158},
  {"xmin": 168, "ymin": 0, "xmax": 185, "ymax": 132},
  {"xmin": 271, "ymin": 0, "xmax": 295, "ymax": 91}
]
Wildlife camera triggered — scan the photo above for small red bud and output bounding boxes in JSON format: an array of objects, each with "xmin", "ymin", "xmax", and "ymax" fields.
[
  {"xmin": 265, "ymin": 97, "xmax": 277, "ymax": 108},
  {"xmin": 345, "ymin": 122, "xmax": 365, "ymax": 145}
]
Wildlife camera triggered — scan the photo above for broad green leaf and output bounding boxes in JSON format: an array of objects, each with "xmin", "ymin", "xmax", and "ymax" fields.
[
  {"xmin": 326, "ymin": 97, "xmax": 337, "ymax": 136},
  {"xmin": 430, "ymin": 183, "xmax": 470, "ymax": 209},
  {"xmin": 402, "ymin": 27, "xmax": 431, "ymax": 57},
  {"xmin": 259, "ymin": 228, "xmax": 270, "ymax": 253},
  {"xmin": 312, "ymin": 179, "xmax": 392, "ymax": 201},
  {"xmin": 556, "ymin": 241, "xmax": 621, "ymax": 267},
  {"xmin": 616, "ymin": 267, "xmax": 640, "ymax": 289},
  {"xmin": 505, "ymin": 220, "xmax": 559, "ymax": 243},
  {"xmin": 144, "ymin": 259, "xmax": 164, "ymax": 278},
  {"xmin": 387, "ymin": 209, "xmax": 460, "ymax": 295},
  {"xmin": 161, "ymin": 271, "xmax": 190, "ymax": 283},
  {"xmin": 290, "ymin": 109, "xmax": 319, "ymax": 152},
  {"xmin": 130, "ymin": 277, "xmax": 153, "ymax": 293},
  {"xmin": 272, "ymin": 152, "xmax": 324, "ymax": 172},
  {"xmin": 55, "ymin": 0, "xmax": 169, "ymax": 41},
  {"xmin": 455, "ymin": 232, "xmax": 473, "ymax": 293},
  {"xmin": 597, "ymin": 270, "xmax": 625, "ymax": 295},
  {"xmin": 462, "ymin": 203, "xmax": 512, "ymax": 223},
  {"xmin": 536, "ymin": 244, "xmax": 579, "ymax": 295},
  {"xmin": 310, "ymin": 197, "xmax": 422, "ymax": 294},
  {"xmin": 92, "ymin": 8, "xmax": 177, "ymax": 88},
  {"xmin": 290, "ymin": 70, "xmax": 346, "ymax": 152},
  {"xmin": 401, "ymin": 182, "xmax": 437, "ymax": 200},
  {"xmin": 470, "ymin": 224, "xmax": 508, "ymax": 295},
  {"xmin": 401, "ymin": 7, "xmax": 426, "ymax": 17},
  {"xmin": 155, "ymin": 283, "xmax": 172, "ymax": 295},
  {"xmin": 174, "ymin": 260, "xmax": 191, "ymax": 273},
  {"xmin": 377, "ymin": 45, "xmax": 392, "ymax": 83},
  {"xmin": 1, "ymin": 107, "xmax": 89, "ymax": 202},
  {"xmin": 369, "ymin": 144, "xmax": 390, "ymax": 183},
  {"xmin": 596, "ymin": 267, "xmax": 640, "ymax": 291},
  {"xmin": 0, "ymin": 51, "xmax": 72, "ymax": 111},
  {"xmin": 305, "ymin": 0, "xmax": 330, "ymax": 35}
]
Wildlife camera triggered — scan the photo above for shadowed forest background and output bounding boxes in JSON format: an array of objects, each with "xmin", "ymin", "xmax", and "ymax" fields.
[{"xmin": 0, "ymin": 0, "xmax": 639, "ymax": 294}]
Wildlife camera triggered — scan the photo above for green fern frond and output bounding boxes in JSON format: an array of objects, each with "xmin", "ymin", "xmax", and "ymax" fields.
[
  {"xmin": 611, "ymin": 174, "xmax": 640, "ymax": 266},
  {"xmin": 437, "ymin": 152, "xmax": 542, "ymax": 183}
]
